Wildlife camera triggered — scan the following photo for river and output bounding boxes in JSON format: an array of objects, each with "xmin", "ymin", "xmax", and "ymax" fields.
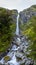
[{"xmin": 0, "ymin": 14, "xmax": 34, "ymax": 65}]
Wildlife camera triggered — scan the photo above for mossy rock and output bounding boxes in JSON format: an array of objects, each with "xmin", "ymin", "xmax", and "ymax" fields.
[
  {"xmin": 16, "ymin": 57, "xmax": 22, "ymax": 61},
  {"xmin": 4, "ymin": 56, "xmax": 11, "ymax": 62},
  {"xmin": 20, "ymin": 63, "xmax": 25, "ymax": 65}
]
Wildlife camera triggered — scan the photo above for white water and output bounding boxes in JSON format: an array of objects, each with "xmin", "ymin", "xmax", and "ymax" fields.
[
  {"xmin": 0, "ymin": 14, "xmax": 20, "ymax": 65},
  {"xmin": 0, "ymin": 14, "xmax": 32, "ymax": 65},
  {"xmin": 7, "ymin": 45, "xmax": 19, "ymax": 65},
  {"xmin": 16, "ymin": 14, "xmax": 19, "ymax": 35},
  {"xmin": 7, "ymin": 14, "xmax": 21, "ymax": 65},
  {"xmin": 0, "ymin": 45, "xmax": 20, "ymax": 65},
  {"xmin": 7, "ymin": 53, "xmax": 19, "ymax": 65}
]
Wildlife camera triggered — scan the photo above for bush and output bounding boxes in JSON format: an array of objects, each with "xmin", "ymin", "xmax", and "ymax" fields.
[{"xmin": 0, "ymin": 8, "xmax": 16, "ymax": 52}]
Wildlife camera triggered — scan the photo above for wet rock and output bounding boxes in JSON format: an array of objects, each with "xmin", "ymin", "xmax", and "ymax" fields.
[
  {"xmin": 12, "ymin": 41, "xmax": 16, "ymax": 44},
  {"xmin": 0, "ymin": 64, "xmax": 4, "ymax": 65},
  {"xmin": 0, "ymin": 52, "xmax": 8, "ymax": 60},
  {"xmin": 19, "ymin": 59, "xmax": 25, "ymax": 65},
  {"xmin": 12, "ymin": 37, "xmax": 21, "ymax": 46},
  {"xmin": 4, "ymin": 63, "xmax": 10, "ymax": 65},
  {"xmin": 4, "ymin": 56, "xmax": 11, "ymax": 63},
  {"xmin": 20, "ymin": 63, "xmax": 25, "ymax": 65},
  {"xmin": 17, "ymin": 56, "xmax": 27, "ymax": 65},
  {"xmin": 25, "ymin": 59, "xmax": 34, "ymax": 65},
  {"xmin": 18, "ymin": 45, "xmax": 24, "ymax": 52},
  {"xmin": 15, "ymin": 41, "xmax": 21, "ymax": 46},
  {"xmin": 0, "ymin": 43, "xmax": 12, "ymax": 60},
  {"xmin": 16, "ymin": 51, "xmax": 24, "ymax": 60}
]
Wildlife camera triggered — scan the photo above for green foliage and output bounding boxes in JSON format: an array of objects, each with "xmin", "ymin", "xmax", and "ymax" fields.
[
  {"xmin": 22, "ymin": 16, "xmax": 36, "ymax": 60},
  {"xmin": 0, "ymin": 8, "xmax": 16, "ymax": 52},
  {"xmin": 23, "ymin": 5, "xmax": 36, "ymax": 13}
]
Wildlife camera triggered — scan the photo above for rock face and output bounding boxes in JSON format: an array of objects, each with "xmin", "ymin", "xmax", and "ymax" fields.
[
  {"xmin": 11, "ymin": 9, "xmax": 18, "ymax": 22},
  {"xmin": 19, "ymin": 5, "xmax": 36, "ymax": 24}
]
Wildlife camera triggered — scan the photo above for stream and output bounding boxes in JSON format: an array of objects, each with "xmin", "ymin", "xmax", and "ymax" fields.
[{"xmin": 0, "ymin": 14, "xmax": 34, "ymax": 65}]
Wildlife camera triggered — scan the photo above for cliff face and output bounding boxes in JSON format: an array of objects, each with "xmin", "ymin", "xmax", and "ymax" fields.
[
  {"xmin": 10, "ymin": 9, "xmax": 18, "ymax": 22},
  {"xmin": 19, "ymin": 5, "xmax": 36, "ymax": 61},
  {"xmin": 0, "ymin": 7, "xmax": 18, "ymax": 52},
  {"xmin": 19, "ymin": 5, "xmax": 36, "ymax": 24}
]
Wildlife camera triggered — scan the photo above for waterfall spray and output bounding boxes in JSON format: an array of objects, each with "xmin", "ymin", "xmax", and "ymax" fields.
[{"xmin": 16, "ymin": 14, "xmax": 19, "ymax": 35}]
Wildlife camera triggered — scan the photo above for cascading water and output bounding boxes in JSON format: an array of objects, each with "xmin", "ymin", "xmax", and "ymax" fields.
[
  {"xmin": 0, "ymin": 14, "xmax": 33, "ymax": 65},
  {"xmin": 7, "ymin": 45, "xmax": 19, "ymax": 65},
  {"xmin": 0, "ymin": 14, "xmax": 20, "ymax": 65},
  {"xmin": 16, "ymin": 14, "xmax": 19, "ymax": 35}
]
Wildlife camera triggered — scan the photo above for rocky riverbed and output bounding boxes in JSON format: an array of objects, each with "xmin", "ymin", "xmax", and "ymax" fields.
[{"xmin": 0, "ymin": 35, "xmax": 34, "ymax": 65}]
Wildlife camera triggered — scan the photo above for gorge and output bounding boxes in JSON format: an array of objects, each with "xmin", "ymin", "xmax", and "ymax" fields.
[
  {"xmin": 0, "ymin": 5, "xmax": 36, "ymax": 65},
  {"xmin": 0, "ymin": 13, "xmax": 34, "ymax": 65}
]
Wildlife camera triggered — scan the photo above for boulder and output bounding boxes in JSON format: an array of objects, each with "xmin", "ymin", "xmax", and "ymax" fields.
[
  {"xmin": 16, "ymin": 51, "xmax": 24, "ymax": 61},
  {"xmin": 4, "ymin": 56, "xmax": 11, "ymax": 63},
  {"xmin": 25, "ymin": 59, "xmax": 34, "ymax": 65}
]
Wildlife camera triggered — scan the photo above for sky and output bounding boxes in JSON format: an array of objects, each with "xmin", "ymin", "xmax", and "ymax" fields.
[{"xmin": 0, "ymin": 0, "xmax": 36, "ymax": 12}]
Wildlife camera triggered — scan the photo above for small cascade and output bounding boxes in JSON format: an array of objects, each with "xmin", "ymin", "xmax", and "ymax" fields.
[
  {"xmin": 0, "ymin": 36, "xmax": 34, "ymax": 65},
  {"xmin": 8, "ymin": 53, "xmax": 19, "ymax": 65},
  {"xmin": 16, "ymin": 14, "xmax": 19, "ymax": 35},
  {"xmin": 7, "ymin": 45, "xmax": 19, "ymax": 65}
]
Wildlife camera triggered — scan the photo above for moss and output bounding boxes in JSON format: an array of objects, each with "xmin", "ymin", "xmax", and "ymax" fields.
[{"xmin": 4, "ymin": 56, "xmax": 11, "ymax": 62}]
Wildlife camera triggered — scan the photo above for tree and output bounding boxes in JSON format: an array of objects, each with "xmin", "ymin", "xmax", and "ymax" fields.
[
  {"xmin": 24, "ymin": 16, "xmax": 36, "ymax": 60},
  {"xmin": 0, "ymin": 8, "xmax": 16, "ymax": 52}
]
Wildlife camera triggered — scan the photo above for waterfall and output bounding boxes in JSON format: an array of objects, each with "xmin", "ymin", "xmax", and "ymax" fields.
[
  {"xmin": 16, "ymin": 14, "xmax": 19, "ymax": 35},
  {"xmin": 0, "ymin": 13, "xmax": 32, "ymax": 65}
]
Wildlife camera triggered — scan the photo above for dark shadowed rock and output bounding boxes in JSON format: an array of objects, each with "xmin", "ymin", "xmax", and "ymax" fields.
[{"xmin": 19, "ymin": 5, "xmax": 36, "ymax": 25}]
